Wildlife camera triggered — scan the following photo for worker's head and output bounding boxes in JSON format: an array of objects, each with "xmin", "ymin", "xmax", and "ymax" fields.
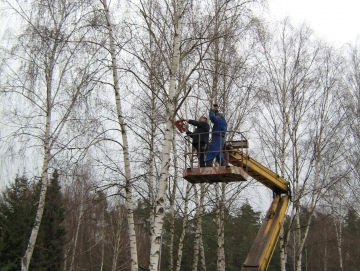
[
  {"xmin": 215, "ymin": 112, "xmax": 224, "ymax": 118},
  {"xmin": 199, "ymin": 116, "xmax": 207, "ymax": 122}
]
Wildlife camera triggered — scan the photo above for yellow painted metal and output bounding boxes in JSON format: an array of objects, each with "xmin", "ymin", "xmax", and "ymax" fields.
[
  {"xmin": 182, "ymin": 142, "xmax": 290, "ymax": 271},
  {"xmin": 242, "ymin": 195, "xmax": 290, "ymax": 271},
  {"xmin": 228, "ymin": 150, "xmax": 288, "ymax": 193}
]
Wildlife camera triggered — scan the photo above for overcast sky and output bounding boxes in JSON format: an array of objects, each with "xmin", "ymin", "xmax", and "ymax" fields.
[{"xmin": 267, "ymin": 0, "xmax": 360, "ymax": 47}]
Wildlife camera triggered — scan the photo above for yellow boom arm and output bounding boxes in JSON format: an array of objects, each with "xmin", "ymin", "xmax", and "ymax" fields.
[{"xmin": 228, "ymin": 150, "xmax": 290, "ymax": 271}]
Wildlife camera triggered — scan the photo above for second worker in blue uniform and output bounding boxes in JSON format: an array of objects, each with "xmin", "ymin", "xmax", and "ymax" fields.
[{"xmin": 205, "ymin": 105, "xmax": 227, "ymax": 167}]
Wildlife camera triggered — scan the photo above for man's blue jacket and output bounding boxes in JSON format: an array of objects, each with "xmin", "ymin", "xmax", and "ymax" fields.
[
  {"xmin": 187, "ymin": 120, "xmax": 210, "ymax": 144},
  {"xmin": 209, "ymin": 110, "xmax": 227, "ymax": 137}
]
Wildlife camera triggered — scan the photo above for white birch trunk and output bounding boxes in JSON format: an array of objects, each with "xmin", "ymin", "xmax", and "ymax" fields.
[
  {"xmin": 63, "ymin": 252, "xmax": 67, "ymax": 271},
  {"xmin": 148, "ymin": 109, "xmax": 156, "ymax": 250},
  {"xmin": 169, "ymin": 128, "xmax": 179, "ymax": 271},
  {"xmin": 216, "ymin": 183, "xmax": 225, "ymax": 271},
  {"xmin": 280, "ymin": 85, "xmax": 289, "ymax": 271},
  {"xmin": 148, "ymin": 114, "xmax": 156, "ymax": 251},
  {"xmin": 295, "ymin": 207, "xmax": 316, "ymax": 271},
  {"xmin": 220, "ymin": 183, "xmax": 226, "ymax": 271},
  {"xmin": 21, "ymin": 148, "xmax": 50, "ymax": 271},
  {"xmin": 148, "ymin": 17, "xmax": 157, "ymax": 248},
  {"xmin": 175, "ymin": 183, "xmax": 191, "ymax": 271},
  {"xmin": 279, "ymin": 225, "xmax": 289, "ymax": 270},
  {"xmin": 112, "ymin": 205, "xmax": 123, "ymax": 271},
  {"xmin": 334, "ymin": 216, "xmax": 344, "ymax": 271},
  {"xmin": 215, "ymin": 183, "xmax": 225, "ymax": 271},
  {"xmin": 324, "ymin": 232, "xmax": 328, "ymax": 271},
  {"xmin": 102, "ymin": 0, "xmax": 138, "ymax": 269},
  {"xmin": 199, "ymin": 184, "xmax": 207, "ymax": 271},
  {"xmin": 192, "ymin": 185, "xmax": 200, "ymax": 271},
  {"xmin": 216, "ymin": 184, "xmax": 221, "ymax": 271},
  {"xmin": 149, "ymin": 0, "xmax": 183, "ymax": 269},
  {"xmin": 191, "ymin": 183, "xmax": 206, "ymax": 271},
  {"xmin": 100, "ymin": 204, "xmax": 105, "ymax": 271},
  {"xmin": 199, "ymin": 232, "xmax": 207, "ymax": 271},
  {"xmin": 69, "ymin": 192, "xmax": 85, "ymax": 271},
  {"xmin": 21, "ymin": 44, "xmax": 54, "ymax": 270},
  {"xmin": 295, "ymin": 156, "xmax": 320, "ymax": 271}
]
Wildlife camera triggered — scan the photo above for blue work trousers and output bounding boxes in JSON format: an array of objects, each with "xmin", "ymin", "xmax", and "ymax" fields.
[{"xmin": 205, "ymin": 136, "xmax": 225, "ymax": 164}]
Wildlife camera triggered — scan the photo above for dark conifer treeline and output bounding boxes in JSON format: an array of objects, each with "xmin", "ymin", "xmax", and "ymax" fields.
[
  {"xmin": 0, "ymin": 172, "xmax": 65, "ymax": 271},
  {"xmin": 2, "ymin": 176, "xmax": 360, "ymax": 270}
]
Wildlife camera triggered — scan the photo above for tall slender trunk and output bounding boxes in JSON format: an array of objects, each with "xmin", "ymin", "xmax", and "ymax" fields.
[
  {"xmin": 21, "ymin": 41, "xmax": 56, "ymax": 271},
  {"xmin": 112, "ymin": 205, "xmax": 123, "ymax": 271},
  {"xmin": 295, "ymin": 151, "xmax": 320, "ymax": 271},
  {"xmin": 100, "ymin": 204, "xmax": 105, "ymax": 271},
  {"xmin": 279, "ymin": 225, "xmax": 289, "ymax": 271},
  {"xmin": 199, "ymin": 184, "xmax": 207, "ymax": 271},
  {"xmin": 216, "ymin": 183, "xmax": 225, "ymax": 271},
  {"xmin": 21, "ymin": 147, "xmax": 50, "ymax": 271},
  {"xmin": 176, "ymin": 183, "xmax": 191, "ymax": 271},
  {"xmin": 334, "ymin": 217, "xmax": 344, "ymax": 271},
  {"xmin": 149, "ymin": 0, "xmax": 183, "ymax": 269},
  {"xmin": 148, "ymin": 0, "xmax": 157, "ymax": 255},
  {"xmin": 191, "ymin": 183, "xmax": 206, "ymax": 271},
  {"xmin": 148, "ymin": 104, "xmax": 156, "ymax": 252},
  {"xmin": 102, "ymin": 0, "xmax": 138, "ymax": 269},
  {"xmin": 168, "ymin": 128, "xmax": 179, "ymax": 271},
  {"xmin": 69, "ymin": 191, "xmax": 85, "ymax": 271},
  {"xmin": 323, "ymin": 231, "xmax": 328, "ymax": 271},
  {"xmin": 192, "ymin": 185, "xmax": 200, "ymax": 271},
  {"xmin": 280, "ymin": 85, "xmax": 288, "ymax": 271},
  {"xmin": 63, "ymin": 251, "xmax": 67, "ymax": 271}
]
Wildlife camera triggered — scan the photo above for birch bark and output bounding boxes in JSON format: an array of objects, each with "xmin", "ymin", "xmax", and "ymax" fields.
[
  {"xmin": 175, "ymin": 183, "xmax": 191, "ymax": 271},
  {"xmin": 149, "ymin": 0, "xmax": 184, "ymax": 269},
  {"xmin": 21, "ymin": 17, "xmax": 56, "ymax": 269},
  {"xmin": 102, "ymin": 0, "xmax": 139, "ymax": 269},
  {"xmin": 22, "ymin": 139, "xmax": 51, "ymax": 271},
  {"xmin": 168, "ymin": 128, "xmax": 179, "ymax": 271},
  {"xmin": 3, "ymin": 0, "xmax": 99, "ymax": 268},
  {"xmin": 199, "ymin": 184, "xmax": 207, "ymax": 271},
  {"xmin": 333, "ymin": 216, "xmax": 344, "ymax": 271},
  {"xmin": 192, "ymin": 185, "xmax": 200, "ymax": 271},
  {"xmin": 69, "ymin": 192, "xmax": 85, "ymax": 271},
  {"xmin": 215, "ymin": 183, "xmax": 225, "ymax": 271},
  {"xmin": 111, "ymin": 204, "xmax": 124, "ymax": 271},
  {"xmin": 255, "ymin": 20, "xmax": 346, "ymax": 271}
]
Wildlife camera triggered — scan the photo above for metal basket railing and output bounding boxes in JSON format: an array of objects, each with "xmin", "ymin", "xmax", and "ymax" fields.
[{"xmin": 184, "ymin": 130, "xmax": 249, "ymax": 169}]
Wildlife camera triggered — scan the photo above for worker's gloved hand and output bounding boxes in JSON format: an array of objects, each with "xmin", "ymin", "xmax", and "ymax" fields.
[{"xmin": 212, "ymin": 104, "xmax": 219, "ymax": 111}]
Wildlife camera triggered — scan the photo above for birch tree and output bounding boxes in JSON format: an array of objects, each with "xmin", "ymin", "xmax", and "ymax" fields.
[
  {"xmin": 97, "ymin": 0, "xmax": 140, "ymax": 269},
  {"xmin": 125, "ymin": 0, "xmax": 234, "ymax": 269},
  {"xmin": 255, "ymin": 19, "xmax": 348, "ymax": 270},
  {"xmin": 175, "ymin": 182, "xmax": 192, "ymax": 271},
  {"xmin": 0, "ymin": 0, "xmax": 101, "ymax": 269},
  {"xmin": 343, "ymin": 40, "xmax": 360, "ymax": 207},
  {"xmin": 197, "ymin": 1, "xmax": 261, "ymax": 268}
]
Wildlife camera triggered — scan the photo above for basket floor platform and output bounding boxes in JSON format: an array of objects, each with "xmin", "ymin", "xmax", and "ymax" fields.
[{"xmin": 183, "ymin": 166, "xmax": 248, "ymax": 184}]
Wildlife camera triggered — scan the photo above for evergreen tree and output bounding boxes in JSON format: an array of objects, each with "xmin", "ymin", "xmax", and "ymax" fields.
[
  {"xmin": 225, "ymin": 201, "xmax": 261, "ymax": 271},
  {"xmin": 344, "ymin": 207, "xmax": 360, "ymax": 270},
  {"xmin": 30, "ymin": 170, "xmax": 66, "ymax": 271},
  {"xmin": 0, "ymin": 177, "xmax": 36, "ymax": 271},
  {"xmin": 0, "ymin": 171, "xmax": 65, "ymax": 271}
]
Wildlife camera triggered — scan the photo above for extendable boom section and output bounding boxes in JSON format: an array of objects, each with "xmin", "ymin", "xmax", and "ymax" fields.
[
  {"xmin": 241, "ymin": 195, "xmax": 289, "ymax": 271},
  {"xmin": 228, "ymin": 150, "xmax": 288, "ymax": 194},
  {"xmin": 227, "ymin": 149, "xmax": 290, "ymax": 271}
]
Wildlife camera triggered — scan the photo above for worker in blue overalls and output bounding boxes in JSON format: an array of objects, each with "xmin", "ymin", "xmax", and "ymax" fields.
[{"xmin": 205, "ymin": 104, "xmax": 227, "ymax": 167}]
